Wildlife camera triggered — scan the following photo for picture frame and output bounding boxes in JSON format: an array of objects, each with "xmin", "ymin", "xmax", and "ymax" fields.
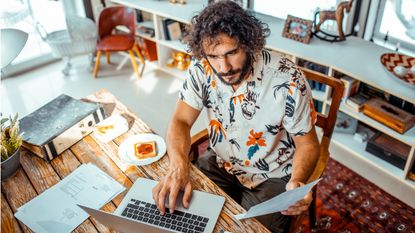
[{"xmin": 282, "ymin": 15, "xmax": 313, "ymax": 44}]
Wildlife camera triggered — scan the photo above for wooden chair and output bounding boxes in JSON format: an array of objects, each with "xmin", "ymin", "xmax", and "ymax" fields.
[
  {"xmin": 93, "ymin": 6, "xmax": 145, "ymax": 79},
  {"xmin": 188, "ymin": 67, "xmax": 344, "ymax": 231}
]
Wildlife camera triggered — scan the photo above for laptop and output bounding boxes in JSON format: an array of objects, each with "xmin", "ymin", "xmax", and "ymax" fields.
[{"xmin": 78, "ymin": 177, "xmax": 225, "ymax": 233}]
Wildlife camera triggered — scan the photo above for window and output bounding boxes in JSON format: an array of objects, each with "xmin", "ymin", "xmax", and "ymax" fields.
[
  {"xmin": 1, "ymin": 0, "xmax": 85, "ymax": 77},
  {"xmin": 370, "ymin": 0, "xmax": 415, "ymax": 53}
]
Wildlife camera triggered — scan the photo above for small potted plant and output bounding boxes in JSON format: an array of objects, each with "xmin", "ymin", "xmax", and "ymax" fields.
[{"xmin": 1, "ymin": 114, "xmax": 23, "ymax": 179}]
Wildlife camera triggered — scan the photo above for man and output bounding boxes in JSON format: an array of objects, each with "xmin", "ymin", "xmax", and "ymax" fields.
[{"xmin": 152, "ymin": 1, "xmax": 320, "ymax": 232}]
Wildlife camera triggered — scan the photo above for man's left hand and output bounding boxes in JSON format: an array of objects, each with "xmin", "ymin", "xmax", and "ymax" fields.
[{"xmin": 281, "ymin": 181, "xmax": 313, "ymax": 215}]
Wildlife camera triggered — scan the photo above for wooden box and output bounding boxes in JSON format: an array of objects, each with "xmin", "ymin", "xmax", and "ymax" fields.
[
  {"xmin": 365, "ymin": 133, "xmax": 410, "ymax": 169},
  {"xmin": 362, "ymin": 98, "xmax": 415, "ymax": 134}
]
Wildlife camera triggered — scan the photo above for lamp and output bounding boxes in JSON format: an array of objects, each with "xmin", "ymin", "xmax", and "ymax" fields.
[{"xmin": 1, "ymin": 28, "xmax": 28, "ymax": 69}]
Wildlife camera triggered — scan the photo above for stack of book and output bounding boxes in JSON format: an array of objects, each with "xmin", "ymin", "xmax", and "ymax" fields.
[
  {"xmin": 345, "ymin": 93, "xmax": 370, "ymax": 112},
  {"xmin": 340, "ymin": 75, "xmax": 359, "ymax": 100}
]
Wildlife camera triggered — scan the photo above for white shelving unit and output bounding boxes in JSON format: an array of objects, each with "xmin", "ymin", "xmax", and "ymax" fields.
[{"xmin": 110, "ymin": 0, "xmax": 415, "ymax": 207}]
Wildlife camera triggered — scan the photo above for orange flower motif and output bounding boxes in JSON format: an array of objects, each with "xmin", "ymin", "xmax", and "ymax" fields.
[
  {"xmin": 246, "ymin": 129, "xmax": 267, "ymax": 147},
  {"xmin": 244, "ymin": 160, "xmax": 250, "ymax": 166},
  {"xmin": 232, "ymin": 94, "xmax": 244, "ymax": 105},
  {"xmin": 211, "ymin": 79, "xmax": 216, "ymax": 88},
  {"xmin": 223, "ymin": 162, "xmax": 231, "ymax": 169},
  {"xmin": 288, "ymin": 82, "xmax": 295, "ymax": 95},
  {"xmin": 203, "ymin": 60, "xmax": 213, "ymax": 76}
]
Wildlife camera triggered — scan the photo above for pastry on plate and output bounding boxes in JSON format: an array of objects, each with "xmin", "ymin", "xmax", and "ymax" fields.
[
  {"xmin": 134, "ymin": 141, "xmax": 157, "ymax": 159},
  {"xmin": 96, "ymin": 125, "xmax": 114, "ymax": 134}
]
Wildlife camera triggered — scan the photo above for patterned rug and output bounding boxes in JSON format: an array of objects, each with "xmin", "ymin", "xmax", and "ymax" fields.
[{"xmin": 296, "ymin": 159, "xmax": 415, "ymax": 233}]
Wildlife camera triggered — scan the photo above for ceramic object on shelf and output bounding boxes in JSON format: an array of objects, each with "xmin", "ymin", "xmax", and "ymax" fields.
[
  {"xmin": 380, "ymin": 53, "xmax": 415, "ymax": 87},
  {"xmin": 410, "ymin": 65, "xmax": 415, "ymax": 74},
  {"xmin": 393, "ymin": 65, "xmax": 407, "ymax": 77}
]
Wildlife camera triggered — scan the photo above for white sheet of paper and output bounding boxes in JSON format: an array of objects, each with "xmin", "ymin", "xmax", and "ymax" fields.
[
  {"xmin": 15, "ymin": 163, "xmax": 125, "ymax": 233},
  {"xmin": 234, "ymin": 179, "xmax": 321, "ymax": 220},
  {"xmin": 93, "ymin": 114, "xmax": 129, "ymax": 143}
]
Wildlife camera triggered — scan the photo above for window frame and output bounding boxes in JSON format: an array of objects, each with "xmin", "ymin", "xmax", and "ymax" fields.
[{"xmin": 370, "ymin": 0, "xmax": 415, "ymax": 52}]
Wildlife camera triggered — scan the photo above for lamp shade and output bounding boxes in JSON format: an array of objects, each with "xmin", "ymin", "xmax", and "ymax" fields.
[{"xmin": 1, "ymin": 28, "xmax": 28, "ymax": 69}]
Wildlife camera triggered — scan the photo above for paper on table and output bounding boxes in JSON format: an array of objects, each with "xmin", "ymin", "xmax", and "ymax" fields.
[
  {"xmin": 15, "ymin": 163, "xmax": 125, "ymax": 233},
  {"xmin": 93, "ymin": 114, "xmax": 129, "ymax": 143},
  {"xmin": 234, "ymin": 179, "xmax": 321, "ymax": 220}
]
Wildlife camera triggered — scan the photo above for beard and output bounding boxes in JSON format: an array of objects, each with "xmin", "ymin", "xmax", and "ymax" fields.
[{"xmin": 211, "ymin": 55, "xmax": 252, "ymax": 86}]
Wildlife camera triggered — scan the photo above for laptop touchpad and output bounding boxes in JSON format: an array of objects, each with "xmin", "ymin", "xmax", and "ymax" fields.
[{"xmin": 165, "ymin": 190, "xmax": 187, "ymax": 209}]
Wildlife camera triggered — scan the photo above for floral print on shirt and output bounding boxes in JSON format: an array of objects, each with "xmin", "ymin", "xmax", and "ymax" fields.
[{"xmin": 179, "ymin": 49, "xmax": 316, "ymax": 188}]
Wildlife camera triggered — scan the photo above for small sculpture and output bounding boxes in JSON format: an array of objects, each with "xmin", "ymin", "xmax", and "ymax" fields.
[
  {"xmin": 170, "ymin": 0, "xmax": 186, "ymax": 4},
  {"xmin": 167, "ymin": 52, "xmax": 191, "ymax": 71},
  {"xmin": 314, "ymin": 0, "xmax": 354, "ymax": 42}
]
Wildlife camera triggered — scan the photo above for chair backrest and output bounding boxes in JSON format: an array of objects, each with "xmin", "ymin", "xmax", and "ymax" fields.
[
  {"xmin": 97, "ymin": 6, "xmax": 136, "ymax": 40},
  {"xmin": 299, "ymin": 67, "xmax": 344, "ymax": 183},
  {"xmin": 66, "ymin": 15, "xmax": 97, "ymax": 41}
]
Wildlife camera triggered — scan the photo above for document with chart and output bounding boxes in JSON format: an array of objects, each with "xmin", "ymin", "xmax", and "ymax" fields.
[{"xmin": 15, "ymin": 163, "xmax": 125, "ymax": 233}]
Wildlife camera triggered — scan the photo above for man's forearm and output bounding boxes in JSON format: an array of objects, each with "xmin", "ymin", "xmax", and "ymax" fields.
[
  {"xmin": 166, "ymin": 119, "xmax": 192, "ymax": 169},
  {"xmin": 290, "ymin": 141, "xmax": 320, "ymax": 183}
]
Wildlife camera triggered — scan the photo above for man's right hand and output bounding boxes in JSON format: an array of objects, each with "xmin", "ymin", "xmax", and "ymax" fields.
[{"xmin": 152, "ymin": 163, "xmax": 193, "ymax": 215}]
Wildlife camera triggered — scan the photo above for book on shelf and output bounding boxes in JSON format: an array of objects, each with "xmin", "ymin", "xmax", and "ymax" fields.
[
  {"xmin": 359, "ymin": 83, "xmax": 386, "ymax": 100},
  {"xmin": 162, "ymin": 19, "xmax": 183, "ymax": 41},
  {"xmin": 313, "ymin": 100, "xmax": 323, "ymax": 113},
  {"xmin": 19, "ymin": 94, "xmax": 106, "ymax": 161},
  {"xmin": 340, "ymin": 76, "xmax": 359, "ymax": 99},
  {"xmin": 388, "ymin": 95, "xmax": 415, "ymax": 115},
  {"xmin": 345, "ymin": 93, "xmax": 370, "ymax": 112},
  {"xmin": 298, "ymin": 59, "xmax": 329, "ymax": 74},
  {"xmin": 166, "ymin": 21, "xmax": 182, "ymax": 40}
]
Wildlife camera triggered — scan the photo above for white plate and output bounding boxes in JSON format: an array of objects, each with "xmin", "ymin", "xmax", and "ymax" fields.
[{"xmin": 118, "ymin": 133, "xmax": 166, "ymax": 166}]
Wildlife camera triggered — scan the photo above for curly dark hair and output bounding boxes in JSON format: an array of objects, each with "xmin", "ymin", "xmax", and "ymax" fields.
[{"xmin": 184, "ymin": 0, "xmax": 270, "ymax": 60}]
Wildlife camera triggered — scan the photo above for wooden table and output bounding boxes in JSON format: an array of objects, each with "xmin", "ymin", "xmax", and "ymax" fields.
[{"xmin": 1, "ymin": 90, "xmax": 270, "ymax": 233}]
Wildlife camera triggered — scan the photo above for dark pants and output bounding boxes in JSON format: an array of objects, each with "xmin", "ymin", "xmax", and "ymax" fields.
[{"xmin": 195, "ymin": 150, "xmax": 292, "ymax": 233}]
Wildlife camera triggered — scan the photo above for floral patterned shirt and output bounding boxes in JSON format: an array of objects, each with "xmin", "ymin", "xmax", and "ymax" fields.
[{"xmin": 179, "ymin": 49, "xmax": 316, "ymax": 188}]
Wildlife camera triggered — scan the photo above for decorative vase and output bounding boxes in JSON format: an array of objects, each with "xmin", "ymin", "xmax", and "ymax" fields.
[{"xmin": 1, "ymin": 147, "xmax": 21, "ymax": 180}]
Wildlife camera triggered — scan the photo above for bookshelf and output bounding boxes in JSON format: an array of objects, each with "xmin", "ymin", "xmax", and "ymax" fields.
[{"xmin": 110, "ymin": 0, "xmax": 415, "ymax": 207}]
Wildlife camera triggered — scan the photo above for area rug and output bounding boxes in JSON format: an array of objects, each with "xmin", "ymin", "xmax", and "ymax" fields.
[{"xmin": 295, "ymin": 159, "xmax": 415, "ymax": 233}]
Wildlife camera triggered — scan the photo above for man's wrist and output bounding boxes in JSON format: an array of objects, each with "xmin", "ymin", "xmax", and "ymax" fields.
[
  {"xmin": 288, "ymin": 178, "xmax": 306, "ymax": 185},
  {"xmin": 169, "ymin": 158, "xmax": 189, "ymax": 171}
]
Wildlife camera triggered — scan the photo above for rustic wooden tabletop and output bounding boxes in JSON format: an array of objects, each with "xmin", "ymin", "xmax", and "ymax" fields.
[{"xmin": 1, "ymin": 89, "xmax": 269, "ymax": 233}]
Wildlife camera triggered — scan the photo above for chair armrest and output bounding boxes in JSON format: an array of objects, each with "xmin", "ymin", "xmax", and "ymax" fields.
[{"xmin": 189, "ymin": 129, "xmax": 209, "ymax": 162}]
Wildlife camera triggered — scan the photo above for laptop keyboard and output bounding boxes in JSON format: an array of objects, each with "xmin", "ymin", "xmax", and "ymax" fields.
[{"xmin": 121, "ymin": 199, "xmax": 210, "ymax": 233}]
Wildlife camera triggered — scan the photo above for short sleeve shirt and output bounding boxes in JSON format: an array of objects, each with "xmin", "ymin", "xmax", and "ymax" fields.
[{"xmin": 179, "ymin": 49, "xmax": 316, "ymax": 188}]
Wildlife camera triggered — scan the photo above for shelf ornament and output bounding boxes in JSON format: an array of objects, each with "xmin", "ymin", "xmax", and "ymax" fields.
[
  {"xmin": 169, "ymin": 0, "xmax": 186, "ymax": 4},
  {"xmin": 167, "ymin": 52, "xmax": 191, "ymax": 71},
  {"xmin": 281, "ymin": 15, "xmax": 313, "ymax": 44},
  {"xmin": 313, "ymin": 0, "xmax": 354, "ymax": 42}
]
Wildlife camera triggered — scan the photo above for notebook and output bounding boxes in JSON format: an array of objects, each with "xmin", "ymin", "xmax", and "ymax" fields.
[{"xmin": 78, "ymin": 177, "xmax": 225, "ymax": 233}]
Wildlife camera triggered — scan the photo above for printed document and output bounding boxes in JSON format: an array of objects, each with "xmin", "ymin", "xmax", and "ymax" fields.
[
  {"xmin": 234, "ymin": 179, "xmax": 321, "ymax": 220},
  {"xmin": 15, "ymin": 163, "xmax": 125, "ymax": 233}
]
